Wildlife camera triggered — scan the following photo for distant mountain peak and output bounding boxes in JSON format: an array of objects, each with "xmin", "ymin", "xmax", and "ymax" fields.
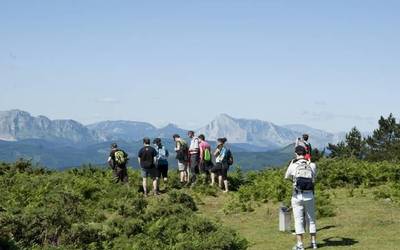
[
  {"xmin": 0, "ymin": 110, "xmax": 97, "ymax": 144},
  {"xmin": 162, "ymin": 123, "xmax": 179, "ymax": 128},
  {"xmin": 216, "ymin": 113, "xmax": 234, "ymax": 119}
]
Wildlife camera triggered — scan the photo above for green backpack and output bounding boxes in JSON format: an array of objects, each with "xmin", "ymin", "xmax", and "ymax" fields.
[
  {"xmin": 204, "ymin": 148, "xmax": 212, "ymax": 162},
  {"xmin": 115, "ymin": 150, "xmax": 128, "ymax": 165}
]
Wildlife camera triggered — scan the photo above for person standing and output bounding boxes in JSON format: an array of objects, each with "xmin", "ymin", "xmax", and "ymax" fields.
[
  {"xmin": 285, "ymin": 146, "xmax": 318, "ymax": 250},
  {"xmin": 153, "ymin": 138, "xmax": 169, "ymax": 189},
  {"xmin": 188, "ymin": 131, "xmax": 200, "ymax": 185},
  {"xmin": 213, "ymin": 138, "xmax": 230, "ymax": 193},
  {"xmin": 296, "ymin": 134, "xmax": 312, "ymax": 161},
  {"xmin": 107, "ymin": 143, "xmax": 129, "ymax": 184},
  {"xmin": 138, "ymin": 138, "xmax": 159, "ymax": 196},
  {"xmin": 173, "ymin": 134, "xmax": 189, "ymax": 184},
  {"xmin": 198, "ymin": 134, "xmax": 213, "ymax": 174}
]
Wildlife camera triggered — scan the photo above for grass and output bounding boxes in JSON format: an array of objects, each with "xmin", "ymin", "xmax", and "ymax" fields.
[{"xmin": 197, "ymin": 188, "xmax": 400, "ymax": 250}]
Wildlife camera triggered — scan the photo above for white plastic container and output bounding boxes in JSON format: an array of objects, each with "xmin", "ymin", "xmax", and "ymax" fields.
[{"xmin": 279, "ymin": 206, "xmax": 291, "ymax": 232}]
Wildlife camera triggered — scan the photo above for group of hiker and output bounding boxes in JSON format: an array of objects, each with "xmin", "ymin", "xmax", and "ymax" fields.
[
  {"xmin": 108, "ymin": 131, "xmax": 317, "ymax": 249},
  {"xmin": 107, "ymin": 131, "xmax": 234, "ymax": 196}
]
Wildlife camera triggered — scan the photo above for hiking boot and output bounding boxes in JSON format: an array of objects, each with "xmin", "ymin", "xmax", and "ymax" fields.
[{"xmin": 292, "ymin": 245, "xmax": 304, "ymax": 250}]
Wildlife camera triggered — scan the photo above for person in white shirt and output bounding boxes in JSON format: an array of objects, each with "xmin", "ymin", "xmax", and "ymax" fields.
[
  {"xmin": 188, "ymin": 131, "xmax": 200, "ymax": 185},
  {"xmin": 285, "ymin": 146, "xmax": 318, "ymax": 250}
]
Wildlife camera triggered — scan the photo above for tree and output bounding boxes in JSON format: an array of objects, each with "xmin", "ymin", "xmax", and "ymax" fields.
[
  {"xmin": 327, "ymin": 127, "xmax": 365, "ymax": 159},
  {"xmin": 366, "ymin": 114, "xmax": 400, "ymax": 162},
  {"xmin": 345, "ymin": 127, "xmax": 365, "ymax": 159}
]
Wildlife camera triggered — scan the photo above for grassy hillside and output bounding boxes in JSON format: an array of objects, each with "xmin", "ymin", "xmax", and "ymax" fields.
[{"xmin": 1, "ymin": 158, "xmax": 399, "ymax": 249}]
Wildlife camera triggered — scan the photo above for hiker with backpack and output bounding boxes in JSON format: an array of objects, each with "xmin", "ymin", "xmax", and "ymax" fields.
[
  {"xmin": 188, "ymin": 131, "xmax": 200, "ymax": 185},
  {"xmin": 198, "ymin": 134, "xmax": 213, "ymax": 174},
  {"xmin": 108, "ymin": 143, "xmax": 129, "ymax": 184},
  {"xmin": 296, "ymin": 134, "xmax": 312, "ymax": 161},
  {"xmin": 138, "ymin": 137, "xmax": 159, "ymax": 196},
  {"xmin": 173, "ymin": 134, "xmax": 189, "ymax": 184},
  {"xmin": 285, "ymin": 146, "xmax": 318, "ymax": 250},
  {"xmin": 153, "ymin": 138, "xmax": 169, "ymax": 188},
  {"xmin": 212, "ymin": 138, "xmax": 233, "ymax": 193}
]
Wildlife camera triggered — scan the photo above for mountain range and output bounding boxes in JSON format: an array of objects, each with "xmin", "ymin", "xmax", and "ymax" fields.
[{"xmin": 0, "ymin": 110, "xmax": 346, "ymax": 169}]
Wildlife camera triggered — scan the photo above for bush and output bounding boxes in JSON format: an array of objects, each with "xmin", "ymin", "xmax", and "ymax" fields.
[{"xmin": 0, "ymin": 163, "xmax": 247, "ymax": 250}]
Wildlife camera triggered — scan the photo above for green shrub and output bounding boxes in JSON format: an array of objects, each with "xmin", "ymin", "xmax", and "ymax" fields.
[{"xmin": 0, "ymin": 163, "xmax": 247, "ymax": 250}]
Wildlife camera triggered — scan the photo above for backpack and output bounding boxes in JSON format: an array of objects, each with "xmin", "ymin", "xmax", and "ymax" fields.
[
  {"xmin": 157, "ymin": 146, "xmax": 169, "ymax": 165},
  {"xmin": 204, "ymin": 148, "xmax": 212, "ymax": 162},
  {"xmin": 176, "ymin": 141, "xmax": 189, "ymax": 161},
  {"xmin": 114, "ymin": 150, "xmax": 128, "ymax": 165},
  {"xmin": 294, "ymin": 160, "xmax": 314, "ymax": 192},
  {"xmin": 225, "ymin": 149, "xmax": 234, "ymax": 166},
  {"xmin": 140, "ymin": 146, "xmax": 155, "ymax": 169}
]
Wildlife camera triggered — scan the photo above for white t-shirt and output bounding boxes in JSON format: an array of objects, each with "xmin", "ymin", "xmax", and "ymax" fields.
[
  {"xmin": 285, "ymin": 158, "xmax": 317, "ymax": 197},
  {"xmin": 189, "ymin": 137, "xmax": 200, "ymax": 153}
]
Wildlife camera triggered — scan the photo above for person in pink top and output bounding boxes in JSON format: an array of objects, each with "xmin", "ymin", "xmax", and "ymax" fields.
[{"xmin": 198, "ymin": 134, "xmax": 213, "ymax": 174}]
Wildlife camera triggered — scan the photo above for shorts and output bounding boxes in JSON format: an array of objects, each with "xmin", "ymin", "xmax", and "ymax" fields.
[
  {"xmin": 200, "ymin": 160, "xmax": 213, "ymax": 172},
  {"xmin": 141, "ymin": 167, "xmax": 158, "ymax": 178},
  {"xmin": 210, "ymin": 162, "xmax": 229, "ymax": 178},
  {"xmin": 178, "ymin": 161, "xmax": 187, "ymax": 171},
  {"xmin": 157, "ymin": 163, "xmax": 168, "ymax": 178}
]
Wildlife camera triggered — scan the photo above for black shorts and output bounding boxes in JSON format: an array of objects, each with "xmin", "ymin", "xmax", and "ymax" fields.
[
  {"xmin": 200, "ymin": 160, "xmax": 213, "ymax": 172},
  {"xmin": 219, "ymin": 167, "xmax": 229, "ymax": 179},
  {"xmin": 157, "ymin": 163, "xmax": 168, "ymax": 178},
  {"xmin": 210, "ymin": 162, "xmax": 229, "ymax": 178}
]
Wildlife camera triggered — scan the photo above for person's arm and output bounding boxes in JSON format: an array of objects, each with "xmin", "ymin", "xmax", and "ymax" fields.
[
  {"xmin": 138, "ymin": 149, "xmax": 142, "ymax": 166},
  {"xmin": 284, "ymin": 161, "xmax": 294, "ymax": 181},
  {"xmin": 310, "ymin": 163, "xmax": 317, "ymax": 180},
  {"xmin": 175, "ymin": 142, "xmax": 180, "ymax": 151},
  {"xmin": 107, "ymin": 156, "xmax": 113, "ymax": 167},
  {"xmin": 153, "ymin": 149, "xmax": 157, "ymax": 164},
  {"xmin": 213, "ymin": 147, "xmax": 221, "ymax": 157},
  {"xmin": 199, "ymin": 145, "xmax": 204, "ymax": 161}
]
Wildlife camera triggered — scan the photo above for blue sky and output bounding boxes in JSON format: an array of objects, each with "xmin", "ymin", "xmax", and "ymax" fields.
[{"xmin": 0, "ymin": 0, "xmax": 399, "ymax": 132}]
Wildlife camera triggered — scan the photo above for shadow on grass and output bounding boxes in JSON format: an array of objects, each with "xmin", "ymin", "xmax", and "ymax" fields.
[
  {"xmin": 317, "ymin": 225, "xmax": 336, "ymax": 232},
  {"xmin": 319, "ymin": 237, "xmax": 359, "ymax": 248}
]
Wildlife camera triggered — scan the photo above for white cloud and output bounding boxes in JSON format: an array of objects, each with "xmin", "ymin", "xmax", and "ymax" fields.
[{"xmin": 301, "ymin": 111, "xmax": 375, "ymax": 122}]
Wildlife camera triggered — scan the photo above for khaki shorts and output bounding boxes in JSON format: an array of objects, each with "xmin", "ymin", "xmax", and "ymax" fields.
[{"xmin": 178, "ymin": 161, "xmax": 187, "ymax": 171}]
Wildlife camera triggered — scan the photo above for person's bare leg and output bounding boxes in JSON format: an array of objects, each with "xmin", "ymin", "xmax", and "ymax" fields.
[
  {"xmin": 311, "ymin": 233, "xmax": 317, "ymax": 247},
  {"xmin": 210, "ymin": 172, "xmax": 215, "ymax": 186},
  {"xmin": 180, "ymin": 171, "xmax": 185, "ymax": 182},
  {"xmin": 142, "ymin": 178, "xmax": 148, "ymax": 196},
  {"xmin": 223, "ymin": 179, "xmax": 229, "ymax": 193},
  {"xmin": 296, "ymin": 234, "xmax": 304, "ymax": 248},
  {"xmin": 185, "ymin": 167, "xmax": 189, "ymax": 183},
  {"xmin": 218, "ymin": 175, "xmax": 223, "ymax": 189},
  {"xmin": 153, "ymin": 178, "xmax": 158, "ymax": 195}
]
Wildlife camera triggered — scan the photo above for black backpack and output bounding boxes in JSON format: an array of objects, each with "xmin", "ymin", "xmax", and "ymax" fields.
[
  {"xmin": 225, "ymin": 149, "xmax": 234, "ymax": 166},
  {"xmin": 176, "ymin": 141, "xmax": 189, "ymax": 161},
  {"xmin": 140, "ymin": 146, "xmax": 155, "ymax": 169}
]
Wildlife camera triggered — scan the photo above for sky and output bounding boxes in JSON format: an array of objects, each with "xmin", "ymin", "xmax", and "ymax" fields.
[{"xmin": 0, "ymin": 0, "xmax": 399, "ymax": 133}]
